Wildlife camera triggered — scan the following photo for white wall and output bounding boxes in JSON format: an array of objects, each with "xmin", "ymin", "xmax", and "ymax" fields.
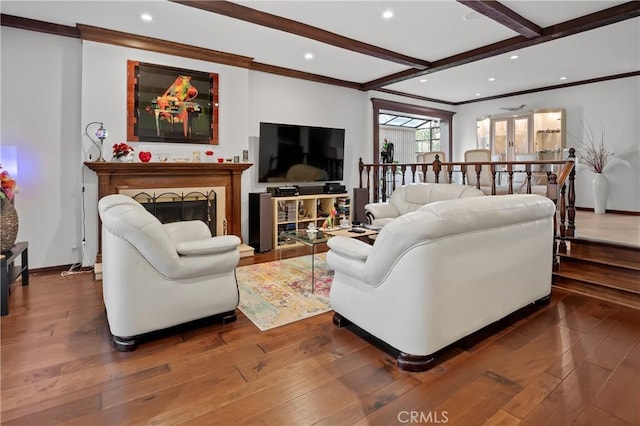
[
  {"xmin": 1, "ymin": 27, "xmax": 82, "ymax": 269},
  {"xmin": 455, "ymin": 77, "xmax": 640, "ymax": 212}
]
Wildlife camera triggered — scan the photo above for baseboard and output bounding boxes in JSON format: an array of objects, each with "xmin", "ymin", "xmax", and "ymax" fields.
[
  {"xmin": 575, "ymin": 207, "xmax": 640, "ymax": 216},
  {"xmin": 28, "ymin": 264, "xmax": 94, "ymax": 275}
]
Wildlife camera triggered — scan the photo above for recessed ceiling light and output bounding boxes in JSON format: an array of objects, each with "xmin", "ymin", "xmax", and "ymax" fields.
[
  {"xmin": 304, "ymin": 52, "xmax": 314, "ymax": 60},
  {"xmin": 560, "ymin": 76, "xmax": 567, "ymax": 80},
  {"xmin": 140, "ymin": 13, "xmax": 152, "ymax": 22},
  {"xmin": 488, "ymin": 77, "xmax": 496, "ymax": 82},
  {"xmin": 382, "ymin": 10, "xmax": 393, "ymax": 19},
  {"xmin": 475, "ymin": 93, "xmax": 481, "ymax": 97},
  {"xmin": 510, "ymin": 54, "xmax": 519, "ymax": 60},
  {"xmin": 419, "ymin": 79, "xmax": 427, "ymax": 83},
  {"xmin": 463, "ymin": 12, "xmax": 481, "ymax": 21}
]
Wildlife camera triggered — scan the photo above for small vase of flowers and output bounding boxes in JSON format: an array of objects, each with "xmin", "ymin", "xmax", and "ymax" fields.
[
  {"xmin": 0, "ymin": 165, "xmax": 18, "ymax": 251},
  {"xmin": 0, "ymin": 166, "xmax": 16, "ymax": 202},
  {"xmin": 112, "ymin": 142, "xmax": 134, "ymax": 162}
]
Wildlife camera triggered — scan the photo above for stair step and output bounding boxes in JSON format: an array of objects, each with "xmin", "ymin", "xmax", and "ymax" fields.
[
  {"xmin": 558, "ymin": 252, "xmax": 640, "ymax": 271},
  {"xmin": 553, "ymin": 275, "xmax": 640, "ymax": 310},
  {"xmin": 564, "ymin": 238, "xmax": 640, "ymax": 268},
  {"xmin": 554, "ymin": 258, "xmax": 640, "ymax": 294},
  {"xmin": 553, "ymin": 237, "xmax": 640, "ymax": 310}
]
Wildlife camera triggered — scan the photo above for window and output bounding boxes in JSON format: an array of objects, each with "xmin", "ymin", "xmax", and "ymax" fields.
[{"xmin": 416, "ymin": 120, "xmax": 440, "ymax": 153}]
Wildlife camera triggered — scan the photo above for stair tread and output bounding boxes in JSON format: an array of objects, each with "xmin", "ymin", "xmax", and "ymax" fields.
[
  {"xmin": 553, "ymin": 264, "xmax": 640, "ymax": 293},
  {"xmin": 567, "ymin": 239, "xmax": 640, "ymax": 264},
  {"xmin": 552, "ymin": 277, "xmax": 640, "ymax": 310},
  {"xmin": 557, "ymin": 252, "xmax": 640, "ymax": 271}
]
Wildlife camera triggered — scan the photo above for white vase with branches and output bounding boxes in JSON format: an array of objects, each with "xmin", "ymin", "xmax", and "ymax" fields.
[{"xmin": 572, "ymin": 122, "xmax": 619, "ymax": 214}]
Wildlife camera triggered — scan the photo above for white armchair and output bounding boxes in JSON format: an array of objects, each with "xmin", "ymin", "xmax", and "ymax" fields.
[
  {"xmin": 327, "ymin": 194, "xmax": 556, "ymax": 371},
  {"xmin": 364, "ymin": 183, "xmax": 484, "ymax": 227},
  {"xmin": 98, "ymin": 194, "xmax": 241, "ymax": 351}
]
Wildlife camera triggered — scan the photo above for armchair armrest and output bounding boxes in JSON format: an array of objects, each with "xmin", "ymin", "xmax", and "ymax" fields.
[
  {"xmin": 327, "ymin": 236, "xmax": 372, "ymax": 261},
  {"xmin": 164, "ymin": 221, "xmax": 211, "ymax": 244},
  {"xmin": 326, "ymin": 236, "xmax": 372, "ymax": 283},
  {"xmin": 175, "ymin": 235, "xmax": 241, "ymax": 256},
  {"xmin": 364, "ymin": 203, "xmax": 400, "ymax": 220}
]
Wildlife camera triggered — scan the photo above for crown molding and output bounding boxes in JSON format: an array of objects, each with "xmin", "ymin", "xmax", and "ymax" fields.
[
  {"xmin": 77, "ymin": 24, "xmax": 254, "ymax": 68},
  {"xmin": 1, "ymin": 13, "xmax": 80, "ymax": 38}
]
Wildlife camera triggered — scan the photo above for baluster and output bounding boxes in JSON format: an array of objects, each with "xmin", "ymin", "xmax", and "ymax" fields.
[
  {"xmin": 567, "ymin": 148, "xmax": 576, "ymax": 238},
  {"xmin": 380, "ymin": 164, "xmax": 387, "ymax": 202},
  {"xmin": 365, "ymin": 165, "xmax": 373, "ymax": 203},
  {"xmin": 507, "ymin": 164, "xmax": 514, "ymax": 194},
  {"xmin": 391, "ymin": 164, "xmax": 398, "ymax": 193},
  {"xmin": 434, "ymin": 155, "xmax": 441, "ymax": 184},
  {"xmin": 548, "ymin": 173, "xmax": 559, "ymax": 269},
  {"xmin": 474, "ymin": 164, "xmax": 482, "ymax": 190},
  {"xmin": 559, "ymin": 182, "xmax": 567, "ymax": 254},
  {"xmin": 490, "ymin": 164, "xmax": 497, "ymax": 195}
]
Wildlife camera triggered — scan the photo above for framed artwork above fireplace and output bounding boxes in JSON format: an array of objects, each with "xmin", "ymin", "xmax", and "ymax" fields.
[{"xmin": 127, "ymin": 60, "xmax": 219, "ymax": 145}]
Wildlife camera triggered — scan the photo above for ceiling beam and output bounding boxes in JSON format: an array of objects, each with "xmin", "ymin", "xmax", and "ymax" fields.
[
  {"xmin": 457, "ymin": 0, "xmax": 542, "ymax": 38},
  {"xmin": 170, "ymin": 0, "xmax": 431, "ymax": 70},
  {"xmin": 363, "ymin": 1, "xmax": 640, "ymax": 90}
]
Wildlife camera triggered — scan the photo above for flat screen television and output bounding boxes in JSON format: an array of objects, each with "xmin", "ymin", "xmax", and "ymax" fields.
[{"xmin": 258, "ymin": 122, "xmax": 345, "ymax": 183}]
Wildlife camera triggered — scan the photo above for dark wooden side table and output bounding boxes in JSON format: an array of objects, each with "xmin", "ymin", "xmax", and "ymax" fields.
[{"xmin": 1, "ymin": 241, "xmax": 29, "ymax": 316}]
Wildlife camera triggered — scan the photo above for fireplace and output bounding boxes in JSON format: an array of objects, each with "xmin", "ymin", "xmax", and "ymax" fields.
[
  {"xmin": 84, "ymin": 161, "xmax": 252, "ymax": 263},
  {"xmin": 118, "ymin": 186, "xmax": 226, "ymax": 236}
]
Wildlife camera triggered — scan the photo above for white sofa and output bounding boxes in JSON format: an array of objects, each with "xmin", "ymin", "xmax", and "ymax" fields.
[
  {"xmin": 327, "ymin": 194, "xmax": 556, "ymax": 371},
  {"xmin": 98, "ymin": 194, "xmax": 241, "ymax": 351},
  {"xmin": 364, "ymin": 183, "xmax": 484, "ymax": 227}
]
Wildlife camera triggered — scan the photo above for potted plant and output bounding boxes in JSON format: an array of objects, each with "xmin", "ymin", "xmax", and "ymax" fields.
[
  {"xmin": 381, "ymin": 139, "xmax": 394, "ymax": 163},
  {"xmin": 112, "ymin": 142, "xmax": 135, "ymax": 162}
]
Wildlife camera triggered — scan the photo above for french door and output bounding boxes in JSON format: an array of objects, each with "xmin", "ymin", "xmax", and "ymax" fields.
[{"xmin": 491, "ymin": 115, "xmax": 532, "ymax": 161}]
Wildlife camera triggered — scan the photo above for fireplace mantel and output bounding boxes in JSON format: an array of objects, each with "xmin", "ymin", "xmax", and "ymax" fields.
[{"xmin": 85, "ymin": 161, "xmax": 252, "ymax": 259}]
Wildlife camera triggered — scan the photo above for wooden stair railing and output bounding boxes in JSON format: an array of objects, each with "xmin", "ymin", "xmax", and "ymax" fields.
[{"xmin": 358, "ymin": 149, "xmax": 577, "ymax": 268}]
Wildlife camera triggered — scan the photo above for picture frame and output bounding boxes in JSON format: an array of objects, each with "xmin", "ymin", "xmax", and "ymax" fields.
[{"xmin": 127, "ymin": 60, "xmax": 219, "ymax": 145}]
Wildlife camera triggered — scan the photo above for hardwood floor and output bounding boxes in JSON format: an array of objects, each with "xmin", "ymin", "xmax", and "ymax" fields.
[
  {"xmin": 2, "ymin": 243, "xmax": 639, "ymax": 425},
  {"xmin": 573, "ymin": 211, "xmax": 640, "ymax": 248}
]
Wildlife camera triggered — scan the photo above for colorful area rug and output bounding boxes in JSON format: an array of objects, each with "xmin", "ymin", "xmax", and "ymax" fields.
[{"xmin": 236, "ymin": 253, "xmax": 333, "ymax": 331}]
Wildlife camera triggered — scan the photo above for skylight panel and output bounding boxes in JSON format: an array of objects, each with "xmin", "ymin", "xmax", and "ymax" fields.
[
  {"xmin": 402, "ymin": 119, "xmax": 427, "ymax": 128},
  {"xmin": 378, "ymin": 114, "xmax": 396, "ymax": 124},
  {"xmin": 386, "ymin": 116, "xmax": 412, "ymax": 126}
]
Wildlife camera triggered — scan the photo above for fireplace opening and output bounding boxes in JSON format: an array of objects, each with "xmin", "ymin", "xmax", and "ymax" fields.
[{"xmin": 128, "ymin": 190, "xmax": 223, "ymax": 236}]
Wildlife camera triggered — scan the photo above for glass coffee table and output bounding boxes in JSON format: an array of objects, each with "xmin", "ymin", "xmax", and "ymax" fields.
[
  {"xmin": 280, "ymin": 227, "xmax": 379, "ymax": 293},
  {"xmin": 280, "ymin": 229, "xmax": 330, "ymax": 293}
]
